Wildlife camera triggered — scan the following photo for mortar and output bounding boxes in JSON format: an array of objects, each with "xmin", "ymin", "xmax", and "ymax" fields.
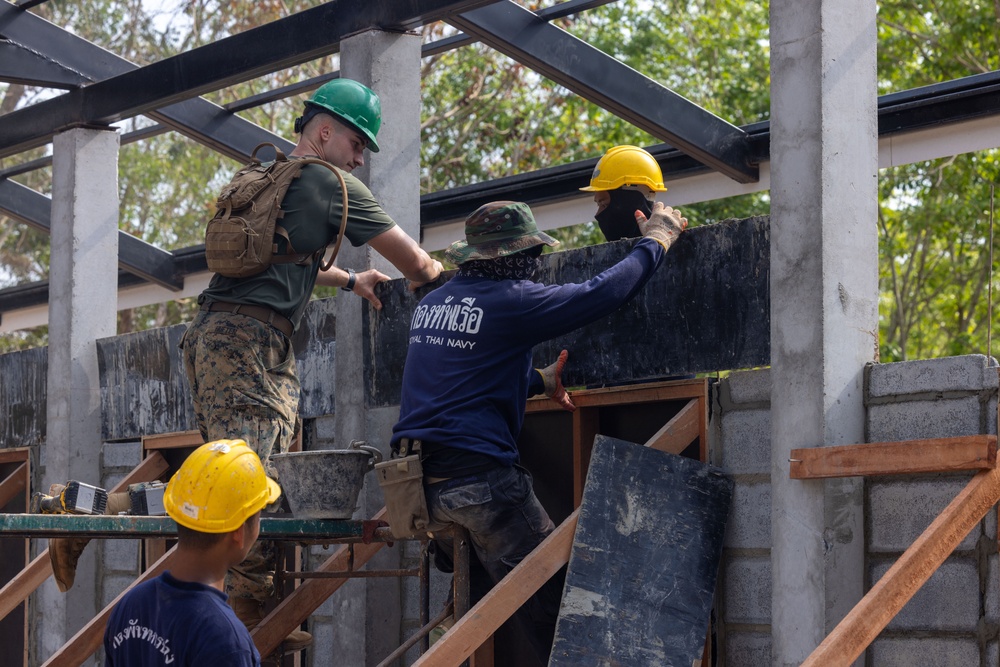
[{"xmin": 270, "ymin": 442, "xmax": 383, "ymax": 519}]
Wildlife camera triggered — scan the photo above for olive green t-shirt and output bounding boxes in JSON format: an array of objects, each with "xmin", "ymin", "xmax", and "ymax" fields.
[{"xmin": 200, "ymin": 161, "xmax": 396, "ymax": 328}]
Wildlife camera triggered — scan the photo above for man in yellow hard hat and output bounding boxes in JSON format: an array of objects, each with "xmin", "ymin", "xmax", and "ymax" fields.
[
  {"xmin": 580, "ymin": 145, "xmax": 669, "ymax": 242},
  {"xmin": 104, "ymin": 440, "xmax": 280, "ymax": 666}
]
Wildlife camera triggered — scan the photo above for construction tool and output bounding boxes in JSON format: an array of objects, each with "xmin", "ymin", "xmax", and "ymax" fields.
[{"xmin": 30, "ymin": 481, "xmax": 107, "ymax": 515}]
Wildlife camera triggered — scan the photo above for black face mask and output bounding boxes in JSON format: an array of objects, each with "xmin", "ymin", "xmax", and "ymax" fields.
[{"xmin": 595, "ymin": 189, "xmax": 652, "ymax": 241}]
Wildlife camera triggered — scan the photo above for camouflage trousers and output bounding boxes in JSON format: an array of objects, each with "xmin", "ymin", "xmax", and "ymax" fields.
[{"xmin": 181, "ymin": 309, "xmax": 300, "ymax": 601}]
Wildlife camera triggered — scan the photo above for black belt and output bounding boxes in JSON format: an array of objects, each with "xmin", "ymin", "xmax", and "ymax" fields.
[{"xmin": 201, "ymin": 301, "xmax": 293, "ymax": 338}]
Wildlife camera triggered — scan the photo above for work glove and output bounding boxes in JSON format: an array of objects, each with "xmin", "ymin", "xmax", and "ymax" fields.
[
  {"xmin": 538, "ymin": 349, "xmax": 576, "ymax": 412},
  {"xmin": 635, "ymin": 201, "xmax": 688, "ymax": 252}
]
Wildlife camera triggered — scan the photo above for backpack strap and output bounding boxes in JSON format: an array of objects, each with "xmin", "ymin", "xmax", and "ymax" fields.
[{"xmin": 267, "ymin": 157, "xmax": 349, "ymax": 269}]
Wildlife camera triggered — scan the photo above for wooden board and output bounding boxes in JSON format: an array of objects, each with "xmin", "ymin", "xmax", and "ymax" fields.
[
  {"xmin": 365, "ymin": 217, "xmax": 770, "ymax": 408},
  {"xmin": 801, "ymin": 464, "xmax": 1000, "ymax": 667},
  {"xmin": 549, "ymin": 435, "xmax": 733, "ymax": 667},
  {"xmin": 789, "ymin": 435, "xmax": 997, "ymax": 479}
]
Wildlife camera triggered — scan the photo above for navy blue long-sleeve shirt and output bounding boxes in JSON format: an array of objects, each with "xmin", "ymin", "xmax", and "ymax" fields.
[{"xmin": 391, "ymin": 237, "xmax": 665, "ymax": 467}]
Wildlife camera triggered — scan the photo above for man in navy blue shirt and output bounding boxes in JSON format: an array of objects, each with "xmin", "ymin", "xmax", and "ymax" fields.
[
  {"xmin": 104, "ymin": 440, "xmax": 280, "ymax": 666},
  {"xmin": 391, "ymin": 199, "xmax": 686, "ymax": 662}
]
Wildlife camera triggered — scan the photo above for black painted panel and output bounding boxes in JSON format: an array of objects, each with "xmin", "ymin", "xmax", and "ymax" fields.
[
  {"xmin": 292, "ymin": 298, "xmax": 338, "ymax": 419},
  {"xmin": 0, "ymin": 346, "xmax": 47, "ymax": 447},
  {"xmin": 96, "ymin": 324, "xmax": 197, "ymax": 441},
  {"xmin": 549, "ymin": 434, "xmax": 733, "ymax": 666},
  {"xmin": 364, "ymin": 216, "xmax": 770, "ymax": 407}
]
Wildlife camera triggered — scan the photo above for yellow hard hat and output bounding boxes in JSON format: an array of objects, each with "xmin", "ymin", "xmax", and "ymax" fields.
[
  {"xmin": 579, "ymin": 145, "xmax": 667, "ymax": 192},
  {"xmin": 164, "ymin": 440, "xmax": 281, "ymax": 534}
]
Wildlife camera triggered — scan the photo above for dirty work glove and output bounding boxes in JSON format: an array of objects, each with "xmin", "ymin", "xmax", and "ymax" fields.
[
  {"xmin": 537, "ymin": 349, "xmax": 576, "ymax": 412},
  {"xmin": 635, "ymin": 201, "xmax": 688, "ymax": 252}
]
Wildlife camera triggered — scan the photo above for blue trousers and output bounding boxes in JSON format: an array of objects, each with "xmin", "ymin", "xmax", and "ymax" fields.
[{"xmin": 426, "ymin": 464, "xmax": 566, "ymax": 663}]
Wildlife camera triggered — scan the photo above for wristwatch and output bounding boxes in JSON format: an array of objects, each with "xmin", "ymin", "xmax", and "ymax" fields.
[{"xmin": 344, "ymin": 268, "xmax": 356, "ymax": 292}]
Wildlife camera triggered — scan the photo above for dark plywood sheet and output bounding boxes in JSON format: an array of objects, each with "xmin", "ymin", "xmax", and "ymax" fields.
[
  {"xmin": 549, "ymin": 435, "xmax": 733, "ymax": 667},
  {"xmin": 96, "ymin": 301, "xmax": 338, "ymax": 441},
  {"xmin": 97, "ymin": 324, "xmax": 197, "ymax": 441},
  {"xmin": 291, "ymin": 298, "xmax": 337, "ymax": 418},
  {"xmin": 365, "ymin": 216, "xmax": 770, "ymax": 407},
  {"xmin": 0, "ymin": 346, "xmax": 47, "ymax": 447}
]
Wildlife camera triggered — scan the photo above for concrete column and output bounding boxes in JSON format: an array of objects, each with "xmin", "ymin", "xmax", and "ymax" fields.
[
  {"xmin": 336, "ymin": 29, "xmax": 422, "ymax": 665},
  {"xmin": 769, "ymin": 0, "xmax": 878, "ymax": 664},
  {"xmin": 40, "ymin": 127, "xmax": 119, "ymax": 662}
]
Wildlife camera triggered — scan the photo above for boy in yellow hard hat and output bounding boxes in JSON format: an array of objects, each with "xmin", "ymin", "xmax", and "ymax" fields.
[
  {"xmin": 103, "ymin": 440, "xmax": 280, "ymax": 667},
  {"xmin": 580, "ymin": 145, "xmax": 669, "ymax": 241}
]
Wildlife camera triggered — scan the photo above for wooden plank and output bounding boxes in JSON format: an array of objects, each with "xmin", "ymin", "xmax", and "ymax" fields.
[
  {"xmin": 525, "ymin": 378, "xmax": 708, "ymax": 413},
  {"xmin": 0, "ymin": 453, "xmax": 169, "ymax": 623},
  {"xmin": 801, "ymin": 464, "xmax": 1000, "ymax": 667},
  {"xmin": 412, "ymin": 416, "xmax": 702, "ymax": 666},
  {"xmin": 646, "ymin": 399, "xmax": 700, "ymax": 454},
  {"xmin": 251, "ymin": 507, "xmax": 390, "ymax": 657},
  {"xmin": 142, "ymin": 430, "xmax": 204, "ymax": 451},
  {"xmin": 41, "ymin": 547, "xmax": 176, "ymax": 667},
  {"xmin": 0, "ymin": 447, "xmax": 30, "ymax": 465},
  {"xmin": 571, "ymin": 408, "xmax": 599, "ymax": 506},
  {"xmin": 0, "ymin": 554, "xmax": 49, "ymax": 622},
  {"xmin": 549, "ymin": 436, "xmax": 733, "ymax": 666},
  {"xmin": 0, "ymin": 463, "xmax": 28, "ymax": 508},
  {"xmin": 789, "ymin": 435, "xmax": 997, "ymax": 479},
  {"xmin": 412, "ymin": 509, "xmax": 578, "ymax": 667}
]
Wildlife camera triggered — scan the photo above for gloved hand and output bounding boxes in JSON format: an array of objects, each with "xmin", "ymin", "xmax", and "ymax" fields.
[
  {"xmin": 635, "ymin": 201, "xmax": 688, "ymax": 252},
  {"xmin": 538, "ymin": 349, "xmax": 576, "ymax": 412}
]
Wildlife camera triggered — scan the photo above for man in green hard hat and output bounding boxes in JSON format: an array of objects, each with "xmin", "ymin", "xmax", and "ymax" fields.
[{"xmin": 178, "ymin": 77, "xmax": 442, "ymax": 651}]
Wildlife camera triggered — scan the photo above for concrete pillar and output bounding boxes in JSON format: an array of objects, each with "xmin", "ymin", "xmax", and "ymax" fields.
[
  {"xmin": 769, "ymin": 0, "xmax": 878, "ymax": 664},
  {"xmin": 40, "ymin": 127, "xmax": 119, "ymax": 663},
  {"xmin": 336, "ymin": 29, "xmax": 422, "ymax": 665}
]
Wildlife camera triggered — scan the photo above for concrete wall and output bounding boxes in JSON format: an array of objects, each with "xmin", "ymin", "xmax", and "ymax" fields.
[{"xmin": 713, "ymin": 354, "xmax": 1000, "ymax": 666}]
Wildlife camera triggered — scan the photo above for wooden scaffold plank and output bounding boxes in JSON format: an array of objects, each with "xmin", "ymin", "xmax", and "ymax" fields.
[{"xmin": 790, "ymin": 435, "xmax": 997, "ymax": 479}]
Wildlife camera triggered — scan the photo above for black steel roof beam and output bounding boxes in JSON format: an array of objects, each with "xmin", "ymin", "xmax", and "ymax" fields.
[
  {"xmin": 0, "ymin": 2, "xmax": 286, "ymax": 162},
  {"xmin": 0, "ymin": 179, "xmax": 183, "ymax": 290},
  {"xmin": 447, "ymin": 1, "xmax": 759, "ymax": 183},
  {"xmin": 0, "ymin": 39, "xmax": 81, "ymax": 88},
  {"xmin": 0, "ymin": 0, "xmax": 495, "ymax": 159}
]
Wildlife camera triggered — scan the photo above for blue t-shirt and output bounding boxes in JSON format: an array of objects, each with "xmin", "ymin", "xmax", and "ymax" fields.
[
  {"xmin": 104, "ymin": 571, "xmax": 260, "ymax": 667},
  {"xmin": 392, "ymin": 237, "xmax": 665, "ymax": 467}
]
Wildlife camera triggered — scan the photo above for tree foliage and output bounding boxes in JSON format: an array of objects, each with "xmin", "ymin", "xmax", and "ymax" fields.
[{"xmin": 1, "ymin": 0, "xmax": 998, "ymax": 363}]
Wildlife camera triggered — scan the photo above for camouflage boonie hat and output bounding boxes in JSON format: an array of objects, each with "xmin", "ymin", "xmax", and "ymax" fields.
[{"xmin": 445, "ymin": 201, "xmax": 559, "ymax": 265}]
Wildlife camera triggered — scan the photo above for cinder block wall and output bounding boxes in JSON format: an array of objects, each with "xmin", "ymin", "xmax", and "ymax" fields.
[{"xmin": 713, "ymin": 354, "xmax": 999, "ymax": 666}]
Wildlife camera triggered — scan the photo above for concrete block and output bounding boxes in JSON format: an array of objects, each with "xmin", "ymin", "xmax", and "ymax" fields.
[
  {"xmin": 309, "ymin": 619, "xmax": 335, "ymax": 661},
  {"xmin": 725, "ymin": 368, "xmax": 771, "ymax": 406},
  {"xmin": 722, "ymin": 555, "xmax": 771, "ymax": 625},
  {"xmin": 724, "ymin": 630, "xmax": 771, "ymax": 667},
  {"xmin": 101, "ymin": 441, "xmax": 142, "ymax": 469},
  {"xmin": 720, "ymin": 410, "xmax": 771, "ymax": 475},
  {"xmin": 868, "ymin": 636, "xmax": 979, "ymax": 666},
  {"xmin": 101, "ymin": 473, "xmax": 126, "ymax": 493},
  {"xmin": 868, "ymin": 355, "xmax": 999, "ymax": 398},
  {"xmin": 101, "ymin": 539, "xmax": 139, "ymax": 572},
  {"xmin": 988, "ymin": 552, "xmax": 999, "ymax": 626},
  {"xmin": 312, "ymin": 415, "xmax": 337, "ymax": 445},
  {"xmin": 868, "ymin": 397, "xmax": 982, "ymax": 443},
  {"xmin": 988, "ymin": 639, "xmax": 998, "ymax": 667},
  {"xmin": 724, "ymin": 481, "xmax": 771, "ymax": 549},
  {"xmin": 101, "ymin": 573, "xmax": 136, "ymax": 609},
  {"xmin": 868, "ymin": 477, "xmax": 980, "ymax": 552},
  {"xmin": 871, "ymin": 557, "xmax": 980, "ymax": 631}
]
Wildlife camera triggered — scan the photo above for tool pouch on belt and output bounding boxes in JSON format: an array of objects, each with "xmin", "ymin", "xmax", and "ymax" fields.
[{"xmin": 375, "ymin": 444, "xmax": 445, "ymax": 540}]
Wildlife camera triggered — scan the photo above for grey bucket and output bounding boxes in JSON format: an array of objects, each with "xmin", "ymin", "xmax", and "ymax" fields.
[{"xmin": 270, "ymin": 441, "xmax": 383, "ymax": 519}]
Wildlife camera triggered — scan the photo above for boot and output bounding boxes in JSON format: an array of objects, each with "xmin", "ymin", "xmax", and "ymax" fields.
[
  {"xmin": 48, "ymin": 537, "xmax": 91, "ymax": 592},
  {"xmin": 230, "ymin": 597, "xmax": 313, "ymax": 653}
]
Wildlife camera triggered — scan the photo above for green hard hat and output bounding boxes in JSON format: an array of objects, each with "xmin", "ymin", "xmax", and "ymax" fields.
[{"xmin": 304, "ymin": 78, "xmax": 381, "ymax": 152}]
